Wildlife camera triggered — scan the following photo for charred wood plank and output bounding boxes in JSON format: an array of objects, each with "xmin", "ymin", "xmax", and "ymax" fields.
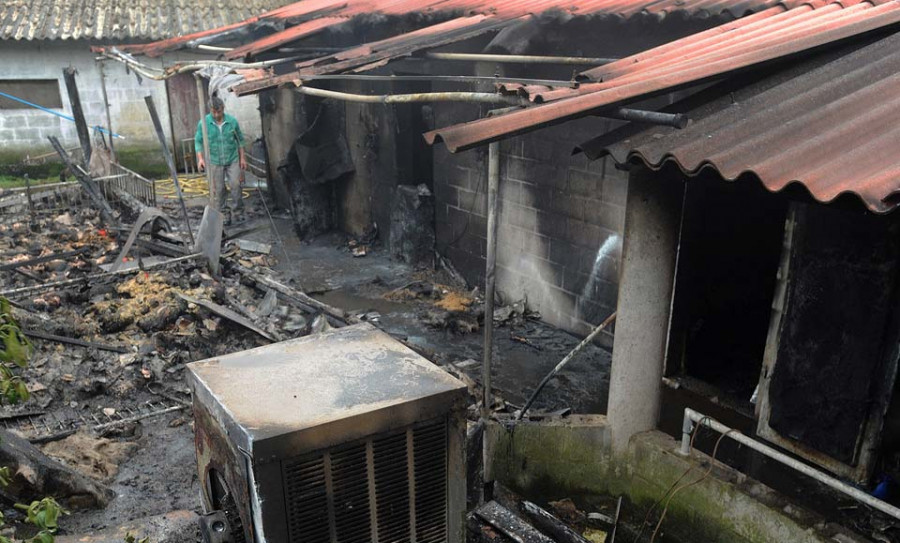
[
  {"xmin": 521, "ymin": 501, "xmax": 591, "ymax": 543},
  {"xmin": 62, "ymin": 67, "xmax": 91, "ymax": 167},
  {"xmin": 23, "ymin": 330, "xmax": 129, "ymax": 353},
  {"xmin": 176, "ymin": 292, "xmax": 279, "ymax": 342},
  {"xmin": 474, "ymin": 501, "xmax": 554, "ymax": 543}
]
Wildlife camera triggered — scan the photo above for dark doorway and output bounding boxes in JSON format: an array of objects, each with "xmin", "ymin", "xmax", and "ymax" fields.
[{"xmin": 666, "ymin": 172, "xmax": 788, "ymax": 405}]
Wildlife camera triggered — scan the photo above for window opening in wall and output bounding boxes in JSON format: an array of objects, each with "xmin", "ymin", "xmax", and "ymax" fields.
[
  {"xmin": 665, "ymin": 172, "xmax": 788, "ymax": 410},
  {"xmin": 0, "ymin": 80, "xmax": 63, "ymax": 109}
]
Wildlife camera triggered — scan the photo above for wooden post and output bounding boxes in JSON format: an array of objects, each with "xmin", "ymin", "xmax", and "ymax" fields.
[
  {"xmin": 62, "ymin": 68, "xmax": 91, "ymax": 167},
  {"xmin": 98, "ymin": 61, "xmax": 116, "ymax": 163}
]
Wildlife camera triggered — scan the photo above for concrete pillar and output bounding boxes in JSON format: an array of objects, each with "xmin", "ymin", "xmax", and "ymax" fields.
[{"xmin": 607, "ymin": 165, "xmax": 683, "ymax": 452}]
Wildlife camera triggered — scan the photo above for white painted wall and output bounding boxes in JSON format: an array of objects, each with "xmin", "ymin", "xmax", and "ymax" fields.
[{"xmin": 0, "ymin": 39, "xmax": 261, "ymax": 156}]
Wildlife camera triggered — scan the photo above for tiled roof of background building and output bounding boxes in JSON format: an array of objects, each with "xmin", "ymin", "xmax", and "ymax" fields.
[{"xmin": 0, "ymin": 0, "xmax": 297, "ymax": 41}]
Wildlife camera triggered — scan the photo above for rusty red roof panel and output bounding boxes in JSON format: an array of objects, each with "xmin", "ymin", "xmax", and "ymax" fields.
[
  {"xmin": 424, "ymin": 0, "xmax": 900, "ymax": 152},
  {"xmin": 576, "ymin": 30, "xmax": 900, "ymax": 213},
  {"xmin": 110, "ymin": 0, "xmax": 787, "ymax": 57}
]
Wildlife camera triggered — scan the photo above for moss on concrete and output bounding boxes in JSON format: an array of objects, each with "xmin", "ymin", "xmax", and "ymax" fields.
[
  {"xmin": 0, "ymin": 145, "xmax": 170, "ymax": 180},
  {"xmin": 486, "ymin": 417, "xmax": 850, "ymax": 543},
  {"xmin": 114, "ymin": 147, "xmax": 169, "ymax": 179}
]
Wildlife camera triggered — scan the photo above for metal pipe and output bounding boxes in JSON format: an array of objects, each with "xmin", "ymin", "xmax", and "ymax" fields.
[
  {"xmin": 517, "ymin": 311, "xmax": 617, "ymax": 420},
  {"xmin": 293, "ymin": 85, "xmax": 525, "ymax": 105},
  {"xmin": 196, "ymin": 44, "xmax": 233, "ymax": 52},
  {"xmin": 297, "ymin": 73, "xmax": 577, "ymax": 88},
  {"xmin": 98, "ymin": 61, "xmax": 117, "ymax": 162},
  {"xmin": 597, "ymin": 107, "xmax": 689, "ymax": 129},
  {"xmin": 681, "ymin": 408, "xmax": 900, "ymax": 521},
  {"xmin": 423, "ymin": 52, "xmax": 618, "ymax": 66},
  {"xmin": 482, "ymin": 140, "xmax": 500, "ymax": 501}
]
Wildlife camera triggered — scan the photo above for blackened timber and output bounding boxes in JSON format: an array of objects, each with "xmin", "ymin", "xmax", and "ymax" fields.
[
  {"xmin": 23, "ymin": 330, "xmax": 129, "ymax": 353},
  {"xmin": 47, "ymin": 136, "xmax": 115, "ymax": 225},
  {"xmin": 231, "ymin": 263, "xmax": 357, "ymax": 325},
  {"xmin": 143, "ymin": 96, "xmax": 195, "ymax": 246},
  {"xmin": 521, "ymin": 501, "xmax": 591, "ymax": 543},
  {"xmin": 62, "ymin": 68, "xmax": 92, "ymax": 166}
]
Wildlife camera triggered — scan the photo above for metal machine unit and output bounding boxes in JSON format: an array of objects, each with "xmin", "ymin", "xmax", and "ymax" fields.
[{"xmin": 187, "ymin": 323, "xmax": 468, "ymax": 543}]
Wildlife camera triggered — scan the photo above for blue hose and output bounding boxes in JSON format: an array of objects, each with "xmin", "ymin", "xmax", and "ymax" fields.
[{"xmin": 0, "ymin": 90, "xmax": 125, "ymax": 139}]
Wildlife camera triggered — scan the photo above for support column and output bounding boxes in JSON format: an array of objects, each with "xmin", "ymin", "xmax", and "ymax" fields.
[{"xmin": 607, "ymin": 165, "xmax": 683, "ymax": 452}]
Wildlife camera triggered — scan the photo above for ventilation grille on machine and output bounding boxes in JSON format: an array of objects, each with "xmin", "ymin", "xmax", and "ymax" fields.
[{"xmin": 283, "ymin": 418, "xmax": 449, "ymax": 543}]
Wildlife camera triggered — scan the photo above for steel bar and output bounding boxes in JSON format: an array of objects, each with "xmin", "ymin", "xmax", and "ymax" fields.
[
  {"xmin": 98, "ymin": 61, "xmax": 117, "ymax": 162},
  {"xmin": 0, "ymin": 253, "xmax": 203, "ymax": 298},
  {"xmin": 293, "ymin": 86, "xmax": 525, "ymax": 105},
  {"xmin": 144, "ymin": 95, "xmax": 195, "ymax": 246},
  {"xmin": 297, "ymin": 73, "xmax": 577, "ymax": 88},
  {"xmin": 93, "ymin": 403, "xmax": 187, "ymax": 433},
  {"xmin": 597, "ymin": 107, "xmax": 688, "ymax": 129},
  {"xmin": 517, "ymin": 311, "xmax": 617, "ymax": 420},
  {"xmin": 681, "ymin": 408, "xmax": 900, "ymax": 521},
  {"xmin": 0, "ymin": 248, "xmax": 89, "ymax": 271},
  {"xmin": 423, "ymin": 52, "xmax": 617, "ymax": 65},
  {"xmin": 194, "ymin": 74, "xmax": 214, "ymax": 199},
  {"xmin": 482, "ymin": 140, "xmax": 501, "ymax": 501},
  {"xmin": 23, "ymin": 330, "xmax": 129, "ymax": 353},
  {"xmin": 254, "ymin": 184, "xmax": 293, "ymax": 267},
  {"xmin": 62, "ymin": 68, "xmax": 92, "ymax": 167},
  {"xmin": 483, "ymin": 141, "xmax": 500, "ymax": 422}
]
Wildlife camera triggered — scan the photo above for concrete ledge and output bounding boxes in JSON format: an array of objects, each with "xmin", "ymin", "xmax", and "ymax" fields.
[{"xmin": 486, "ymin": 417, "xmax": 867, "ymax": 543}]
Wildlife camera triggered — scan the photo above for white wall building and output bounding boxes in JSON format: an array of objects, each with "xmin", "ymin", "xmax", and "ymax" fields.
[{"xmin": 0, "ymin": 1, "xmax": 292, "ymax": 169}]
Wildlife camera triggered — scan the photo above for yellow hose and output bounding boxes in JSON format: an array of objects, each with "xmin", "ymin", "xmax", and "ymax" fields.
[{"xmin": 154, "ymin": 175, "xmax": 251, "ymax": 200}]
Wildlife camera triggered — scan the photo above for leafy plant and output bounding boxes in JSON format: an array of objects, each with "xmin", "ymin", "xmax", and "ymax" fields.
[
  {"xmin": 124, "ymin": 533, "xmax": 149, "ymax": 543},
  {"xmin": 0, "ymin": 298, "xmax": 65, "ymax": 543}
]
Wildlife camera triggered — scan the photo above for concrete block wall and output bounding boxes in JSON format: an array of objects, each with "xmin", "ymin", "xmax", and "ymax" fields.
[
  {"xmin": 0, "ymin": 40, "xmax": 261, "ymax": 160},
  {"xmin": 434, "ymin": 113, "xmax": 626, "ymax": 344}
]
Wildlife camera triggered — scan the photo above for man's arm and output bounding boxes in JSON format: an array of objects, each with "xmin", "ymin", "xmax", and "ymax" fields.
[
  {"xmin": 194, "ymin": 119, "xmax": 206, "ymax": 171},
  {"xmin": 233, "ymin": 117, "xmax": 247, "ymax": 170}
]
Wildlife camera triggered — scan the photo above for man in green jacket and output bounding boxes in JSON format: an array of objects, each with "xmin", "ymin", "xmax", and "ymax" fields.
[{"xmin": 195, "ymin": 96, "xmax": 246, "ymax": 221}]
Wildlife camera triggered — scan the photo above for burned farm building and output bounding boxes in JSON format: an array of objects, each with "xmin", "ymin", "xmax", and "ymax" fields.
[{"xmin": 2, "ymin": 0, "xmax": 900, "ymax": 542}]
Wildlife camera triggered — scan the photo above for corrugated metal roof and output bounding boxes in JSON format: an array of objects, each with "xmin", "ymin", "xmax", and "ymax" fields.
[
  {"xmin": 576, "ymin": 30, "xmax": 900, "ymax": 214},
  {"xmin": 109, "ymin": 0, "xmax": 786, "ymax": 57},
  {"xmin": 424, "ymin": 0, "xmax": 900, "ymax": 151},
  {"xmin": 0, "ymin": 0, "xmax": 296, "ymax": 41}
]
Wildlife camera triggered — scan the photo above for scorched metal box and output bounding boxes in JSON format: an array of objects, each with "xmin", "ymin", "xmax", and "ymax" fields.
[{"xmin": 187, "ymin": 323, "xmax": 468, "ymax": 543}]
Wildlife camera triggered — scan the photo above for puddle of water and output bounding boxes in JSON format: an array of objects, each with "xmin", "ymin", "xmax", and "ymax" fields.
[{"xmin": 313, "ymin": 289, "xmax": 412, "ymax": 315}]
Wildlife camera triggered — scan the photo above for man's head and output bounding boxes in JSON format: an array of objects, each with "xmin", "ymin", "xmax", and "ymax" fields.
[{"xmin": 210, "ymin": 96, "xmax": 225, "ymax": 123}]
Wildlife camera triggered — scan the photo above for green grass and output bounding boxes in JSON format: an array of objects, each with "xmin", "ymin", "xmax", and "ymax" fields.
[{"xmin": 0, "ymin": 175, "xmax": 59, "ymax": 189}]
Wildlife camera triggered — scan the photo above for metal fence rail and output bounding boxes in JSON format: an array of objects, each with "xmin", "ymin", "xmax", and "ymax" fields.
[
  {"xmin": 0, "ymin": 181, "xmax": 87, "ymax": 217},
  {"xmin": 98, "ymin": 162, "xmax": 157, "ymax": 208}
]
